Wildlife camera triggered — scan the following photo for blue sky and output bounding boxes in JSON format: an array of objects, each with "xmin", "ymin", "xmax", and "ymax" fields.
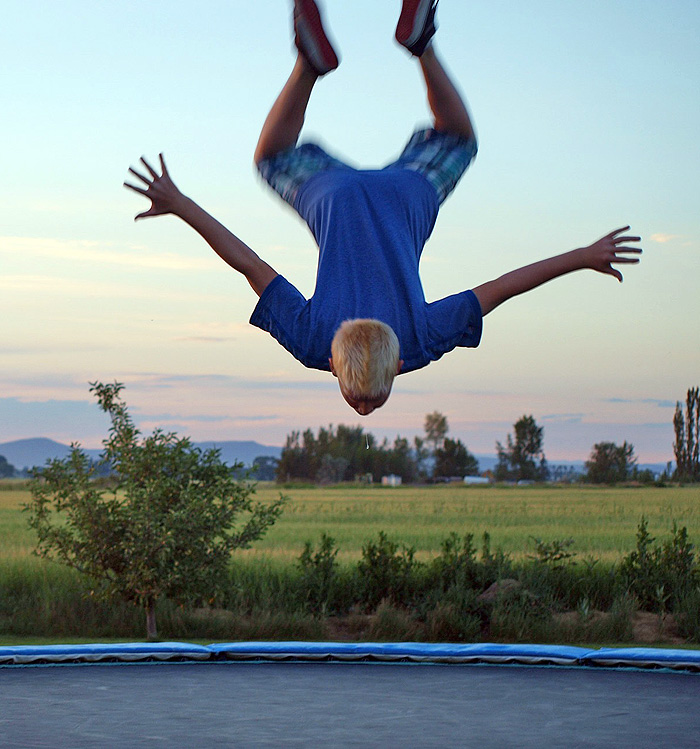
[{"xmin": 2, "ymin": 1, "xmax": 699, "ymax": 462}]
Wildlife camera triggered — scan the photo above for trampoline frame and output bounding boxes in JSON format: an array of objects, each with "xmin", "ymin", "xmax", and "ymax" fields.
[{"xmin": 2, "ymin": 641, "xmax": 700, "ymax": 671}]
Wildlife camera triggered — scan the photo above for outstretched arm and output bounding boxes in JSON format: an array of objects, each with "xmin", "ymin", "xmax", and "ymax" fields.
[
  {"xmin": 124, "ymin": 155, "xmax": 278, "ymax": 297},
  {"xmin": 473, "ymin": 227, "xmax": 642, "ymax": 316}
]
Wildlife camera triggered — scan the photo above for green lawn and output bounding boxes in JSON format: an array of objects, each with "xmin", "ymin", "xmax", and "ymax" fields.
[
  {"xmin": 246, "ymin": 483, "xmax": 700, "ymax": 563},
  {"xmin": 7, "ymin": 481, "xmax": 698, "ymax": 565}
]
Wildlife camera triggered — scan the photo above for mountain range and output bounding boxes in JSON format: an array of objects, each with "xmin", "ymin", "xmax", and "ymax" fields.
[
  {"xmin": 0, "ymin": 438, "xmax": 282, "ymax": 471},
  {"xmin": 0, "ymin": 437, "xmax": 668, "ymax": 476}
]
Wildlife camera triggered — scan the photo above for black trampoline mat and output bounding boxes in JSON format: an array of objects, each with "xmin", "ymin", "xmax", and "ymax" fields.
[{"xmin": 2, "ymin": 661, "xmax": 699, "ymax": 748}]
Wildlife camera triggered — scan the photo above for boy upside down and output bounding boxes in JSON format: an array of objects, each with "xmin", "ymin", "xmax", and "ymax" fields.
[{"xmin": 125, "ymin": 0, "xmax": 642, "ymax": 416}]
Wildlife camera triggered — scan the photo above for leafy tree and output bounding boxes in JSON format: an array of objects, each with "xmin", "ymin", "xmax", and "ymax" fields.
[
  {"xmin": 250, "ymin": 455, "xmax": 279, "ymax": 481},
  {"xmin": 0, "ymin": 455, "xmax": 16, "ymax": 478},
  {"xmin": 434, "ymin": 438, "xmax": 479, "ymax": 478},
  {"xmin": 26, "ymin": 382, "xmax": 286, "ymax": 640},
  {"xmin": 585, "ymin": 441, "xmax": 636, "ymax": 484},
  {"xmin": 276, "ymin": 424, "xmax": 419, "ymax": 483},
  {"xmin": 276, "ymin": 430, "xmax": 307, "ymax": 482},
  {"xmin": 674, "ymin": 387, "xmax": 700, "ymax": 483},
  {"xmin": 495, "ymin": 415, "xmax": 548, "ymax": 481},
  {"xmin": 385, "ymin": 437, "xmax": 419, "ymax": 483},
  {"xmin": 424, "ymin": 411, "xmax": 448, "ymax": 455}
]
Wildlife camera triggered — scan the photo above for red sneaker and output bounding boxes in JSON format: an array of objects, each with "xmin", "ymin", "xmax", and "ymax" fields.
[
  {"xmin": 293, "ymin": 0, "xmax": 340, "ymax": 76},
  {"xmin": 395, "ymin": 0, "xmax": 438, "ymax": 57}
]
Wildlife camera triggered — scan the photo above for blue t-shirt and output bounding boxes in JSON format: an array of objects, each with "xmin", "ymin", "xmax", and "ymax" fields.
[{"xmin": 250, "ymin": 165, "xmax": 482, "ymax": 373}]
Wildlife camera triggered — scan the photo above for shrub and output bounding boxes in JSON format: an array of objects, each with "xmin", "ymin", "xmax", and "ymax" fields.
[
  {"xmin": 298, "ymin": 533, "xmax": 340, "ymax": 614},
  {"xmin": 431, "ymin": 532, "xmax": 479, "ymax": 591},
  {"xmin": 620, "ymin": 517, "xmax": 698, "ymax": 611},
  {"xmin": 479, "ymin": 532, "xmax": 514, "ymax": 586},
  {"xmin": 357, "ymin": 531, "xmax": 421, "ymax": 609}
]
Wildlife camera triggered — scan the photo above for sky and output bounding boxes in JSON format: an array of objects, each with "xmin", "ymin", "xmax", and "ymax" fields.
[{"xmin": 1, "ymin": 0, "xmax": 699, "ymax": 463}]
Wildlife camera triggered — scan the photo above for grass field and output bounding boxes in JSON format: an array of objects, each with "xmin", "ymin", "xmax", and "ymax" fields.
[
  {"xmin": 4, "ymin": 481, "xmax": 700, "ymax": 566},
  {"xmin": 246, "ymin": 483, "xmax": 700, "ymax": 564}
]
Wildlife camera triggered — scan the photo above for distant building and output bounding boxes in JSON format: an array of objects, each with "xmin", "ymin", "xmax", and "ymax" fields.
[
  {"xmin": 463, "ymin": 476, "xmax": 490, "ymax": 485},
  {"xmin": 381, "ymin": 475, "xmax": 402, "ymax": 487}
]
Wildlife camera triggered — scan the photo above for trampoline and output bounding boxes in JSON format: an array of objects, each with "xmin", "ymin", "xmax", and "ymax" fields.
[{"xmin": 2, "ymin": 642, "xmax": 700, "ymax": 748}]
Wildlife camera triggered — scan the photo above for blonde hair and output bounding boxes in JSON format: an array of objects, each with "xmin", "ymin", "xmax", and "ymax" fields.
[{"xmin": 330, "ymin": 319, "xmax": 400, "ymax": 399}]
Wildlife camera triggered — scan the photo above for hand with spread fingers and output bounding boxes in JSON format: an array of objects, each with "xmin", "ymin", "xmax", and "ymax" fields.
[
  {"xmin": 578, "ymin": 226, "xmax": 643, "ymax": 283},
  {"xmin": 124, "ymin": 153, "xmax": 278, "ymax": 298},
  {"xmin": 124, "ymin": 154, "xmax": 186, "ymax": 220},
  {"xmin": 473, "ymin": 227, "xmax": 643, "ymax": 316}
]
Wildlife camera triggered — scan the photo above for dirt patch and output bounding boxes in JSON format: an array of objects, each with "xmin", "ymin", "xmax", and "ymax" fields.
[
  {"xmin": 632, "ymin": 611, "xmax": 685, "ymax": 645},
  {"xmin": 325, "ymin": 614, "xmax": 373, "ymax": 641}
]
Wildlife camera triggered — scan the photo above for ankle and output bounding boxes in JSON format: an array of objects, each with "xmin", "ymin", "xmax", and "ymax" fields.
[{"xmin": 294, "ymin": 53, "xmax": 321, "ymax": 82}]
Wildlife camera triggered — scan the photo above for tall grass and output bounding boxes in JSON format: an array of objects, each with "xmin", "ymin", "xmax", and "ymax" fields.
[{"xmin": 0, "ymin": 558, "xmax": 143, "ymax": 638}]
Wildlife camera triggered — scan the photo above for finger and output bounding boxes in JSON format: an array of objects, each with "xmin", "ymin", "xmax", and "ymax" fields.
[
  {"xmin": 127, "ymin": 167, "xmax": 151, "ymax": 186},
  {"xmin": 608, "ymin": 266, "xmax": 623, "ymax": 282},
  {"xmin": 135, "ymin": 208, "xmax": 158, "ymax": 221},
  {"xmin": 613, "ymin": 246, "xmax": 643, "ymax": 255},
  {"xmin": 159, "ymin": 153, "xmax": 169, "ymax": 176},
  {"xmin": 607, "ymin": 226, "xmax": 630, "ymax": 238},
  {"xmin": 140, "ymin": 156, "xmax": 159, "ymax": 179},
  {"xmin": 613, "ymin": 235, "xmax": 641, "ymax": 244},
  {"xmin": 611, "ymin": 256, "xmax": 641, "ymax": 264},
  {"xmin": 123, "ymin": 181, "xmax": 149, "ymax": 196}
]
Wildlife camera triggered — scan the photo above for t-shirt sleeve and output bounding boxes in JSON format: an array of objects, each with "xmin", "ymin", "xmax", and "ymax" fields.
[
  {"xmin": 425, "ymin": 289, "xmax": 483, "ymax": 354},
  {"xmin": 249, "ymin": 275, "xmax": 331, "ymax": 371}
]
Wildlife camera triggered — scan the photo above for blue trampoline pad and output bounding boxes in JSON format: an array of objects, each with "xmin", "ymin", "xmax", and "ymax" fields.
[{"xmin": 2, "ymin": 660, "xmax": 700, "ymax": 748}]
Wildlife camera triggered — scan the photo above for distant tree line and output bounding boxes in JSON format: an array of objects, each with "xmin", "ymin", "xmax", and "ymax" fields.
[
  {"xmin": 274, "ymin": 391, "xmax": 700, "ymax": 486},
  {"xmin": 275, "ymin": 413, "xmax": 479, "ymax": 484},
  {"xmin": 274, "ymin": 412, "xmax": 559, "ymax": 486}
]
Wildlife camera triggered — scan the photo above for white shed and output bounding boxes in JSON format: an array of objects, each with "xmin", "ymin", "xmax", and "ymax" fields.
[{"xmin": 381, "ymin": 474, "xmax": 402, "ymax": 487}]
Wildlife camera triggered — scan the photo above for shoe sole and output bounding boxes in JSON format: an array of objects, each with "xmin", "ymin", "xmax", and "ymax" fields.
[
  {"xmin": 295, "ymin": 0, "xmax": 339, "ymax": 75},
  {"xmin": 395, "ymin": 0, "xmax": 434, "ymax": 49}
]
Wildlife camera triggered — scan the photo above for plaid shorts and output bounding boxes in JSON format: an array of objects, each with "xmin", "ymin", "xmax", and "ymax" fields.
[{"xmin": 257, "ymin": 128, "xmax": 477, "ymax": 207}]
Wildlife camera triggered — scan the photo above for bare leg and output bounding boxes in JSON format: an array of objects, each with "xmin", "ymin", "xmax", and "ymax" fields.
[
  {"xmin": 418, "ymin": 45, "xmax": 475, "ymax": 141},
  {"xmin": 254, "ymin": 55, "xmax": 319, "ymax": 165}
]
